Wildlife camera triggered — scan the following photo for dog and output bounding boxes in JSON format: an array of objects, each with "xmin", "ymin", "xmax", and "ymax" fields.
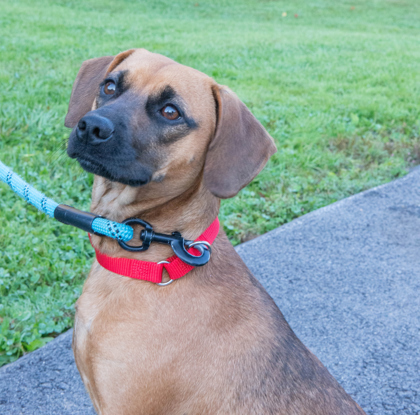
[{"xmin": 65, "ymin": 48, "xmax": 366, "ymax": 415}]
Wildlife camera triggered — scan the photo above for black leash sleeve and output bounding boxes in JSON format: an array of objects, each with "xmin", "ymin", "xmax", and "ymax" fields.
[{"xmin": 54, "ymin": 204, "xmax": 99, "ymax": 233}]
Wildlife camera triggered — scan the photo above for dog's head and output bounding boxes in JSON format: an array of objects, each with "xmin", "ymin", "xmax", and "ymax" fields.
[{"xmin": 66, "ymin": 49, "xmax": 276, "ymax": 200}]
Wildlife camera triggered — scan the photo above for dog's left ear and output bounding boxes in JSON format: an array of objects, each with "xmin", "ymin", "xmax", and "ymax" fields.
[
  {"xmin": 204, "ymin": 85, "xmax": 277, "ymax": 199},
  {"xmin": 65, "ymin": 50, "xmax": 135, "ymax": 128}
]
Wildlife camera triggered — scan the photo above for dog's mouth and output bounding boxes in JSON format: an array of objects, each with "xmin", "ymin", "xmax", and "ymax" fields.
[
  {"xmin": 76, "ymin": 156, "xmax": 150, "ymax": 187},
  {"xmin": 77, "ymin": 157, "xmax": 108, "ymax": 176}
]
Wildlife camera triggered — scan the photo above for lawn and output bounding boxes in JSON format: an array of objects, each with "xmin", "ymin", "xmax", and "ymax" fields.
[{"xmin": 1, "ymin": 0, "xmax": 419, "ymax": 366}]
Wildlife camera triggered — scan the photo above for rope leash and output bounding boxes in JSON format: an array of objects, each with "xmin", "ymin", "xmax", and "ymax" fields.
[
  {"xmin": 0, "ymin": 160, "xmax": 134, "ymax": 242},
  {"xmin": 0, "ymin": 161, "xmax": 213, "ymax": 267}
]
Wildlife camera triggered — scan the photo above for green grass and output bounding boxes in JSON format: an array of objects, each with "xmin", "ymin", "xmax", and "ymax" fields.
[{"xmin": 1, "ymin": 0, "xmax": 420, "ymax": 366}]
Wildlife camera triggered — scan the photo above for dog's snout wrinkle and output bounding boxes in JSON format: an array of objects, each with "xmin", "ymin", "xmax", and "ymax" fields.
[{"xmin": 76, "ymin": 114, "xmax": 115, "ymax": 145}]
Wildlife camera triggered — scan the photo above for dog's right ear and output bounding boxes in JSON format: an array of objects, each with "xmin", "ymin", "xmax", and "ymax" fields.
[
  {"xmin": 203, "ymin": 85, "xmax": 277, "ymax": 199},
  {"xmin": 64, "ymin": 56, "xmax": 114, "ymax": 128},
  {"xmin": 65, "ymin": 50, "xmax": 136, "ymax": 128}
]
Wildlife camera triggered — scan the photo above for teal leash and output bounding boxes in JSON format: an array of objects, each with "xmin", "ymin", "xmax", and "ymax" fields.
[
  {"xmin": 0, "ymin": 160, "xmax": 212, "ymax": 266},
  {"xmin": 0, "ymin": 160, "xmax": 133, "ymax": 242}
]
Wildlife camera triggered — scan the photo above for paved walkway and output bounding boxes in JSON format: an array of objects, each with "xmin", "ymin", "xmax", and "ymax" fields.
[{"xmin": 1, "ymin": 169, "xmax": 419, "ymax": 415}]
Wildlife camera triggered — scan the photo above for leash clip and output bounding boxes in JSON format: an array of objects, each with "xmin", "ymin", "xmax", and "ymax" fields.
[{"xmin": 118, "ymin": 218, "xmax": 211, "ymax": 267}]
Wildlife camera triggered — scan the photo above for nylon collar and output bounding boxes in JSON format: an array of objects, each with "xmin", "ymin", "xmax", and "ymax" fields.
[{"xmin": 89, "ymin": 217, "xmax": 219, "ymax": 285}]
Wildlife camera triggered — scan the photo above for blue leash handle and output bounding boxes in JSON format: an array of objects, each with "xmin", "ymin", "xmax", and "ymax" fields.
[{"xmin": 0, "ymin": 161, "xmax": 133, "ymax": 242}]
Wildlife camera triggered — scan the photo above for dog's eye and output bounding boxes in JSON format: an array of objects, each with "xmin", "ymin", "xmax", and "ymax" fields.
[
  {"xmin": 161, "ymin": 105, "xmax": 180, "ymax": 120},
  {"xmin": 104, "ymin": 81, "xmax": 116, "ymax": 95}
]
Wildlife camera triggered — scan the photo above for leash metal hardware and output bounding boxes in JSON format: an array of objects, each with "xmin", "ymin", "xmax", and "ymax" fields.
[
  {"xmin": 187, "ymin": 240, "xmax": 212, "ymax": 254},
  {"xmin": 117, "ymin": 218, "xmax": 154, "ymax": 252},
  {"xmin": 118, "ymin": 218, "xmax": 212, "ymax": 267},
  {"xmin": 156, "ymin": 261, "xmax": 173, "ymax": 287}
]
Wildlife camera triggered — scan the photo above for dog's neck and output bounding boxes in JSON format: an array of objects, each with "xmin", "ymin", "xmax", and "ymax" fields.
[{"xmin": 89, "ymin": 175, "xmax": 220, "ymax": 262}]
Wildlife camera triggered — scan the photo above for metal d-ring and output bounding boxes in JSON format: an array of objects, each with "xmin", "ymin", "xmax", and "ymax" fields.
[
  {"xmin": 186, "ymin": 240, "xmax": 212, "ymax": 254},
  {"xmin": 157, "ymin": 261, "xmax": 173, "ymax": 287}
]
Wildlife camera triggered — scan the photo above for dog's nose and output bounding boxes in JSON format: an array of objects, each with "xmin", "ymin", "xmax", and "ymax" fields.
[{"xmin": 76, "ymin": 114, "xmax": 115, "ymax": 144}]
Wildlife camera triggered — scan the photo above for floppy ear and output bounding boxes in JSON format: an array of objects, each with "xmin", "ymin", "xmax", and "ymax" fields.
[
  {"xmin": 64, "ymin": 56, "xmax": 114, "ymax": 128},
  {"xmin": 203, "ymin": 85, "xmax": 277, "ymax": 199},
  {"xmin": 64, "ymin": 50, "xmax": 136, "ymax": 128}
]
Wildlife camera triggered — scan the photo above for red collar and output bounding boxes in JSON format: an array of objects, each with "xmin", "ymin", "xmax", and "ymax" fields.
[{"xmin": 89, "ymin": 217, "xmax": 220, "ymax": 284}]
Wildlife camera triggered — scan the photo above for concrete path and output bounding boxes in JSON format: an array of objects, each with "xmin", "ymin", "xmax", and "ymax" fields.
[{"xmin": 1, "ymin": 169, "xmax": 419, "ymax": 415}]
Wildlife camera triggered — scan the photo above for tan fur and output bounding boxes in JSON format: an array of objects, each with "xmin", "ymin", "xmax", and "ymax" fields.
[{"xmin": 68, "ymin": 49, "xmax": 366, "ymax": 414}]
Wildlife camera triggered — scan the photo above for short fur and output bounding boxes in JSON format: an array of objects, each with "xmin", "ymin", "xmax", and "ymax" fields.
[{"xmin": 66, "ymin": 49, "xmax": 366, "ymax": 415}]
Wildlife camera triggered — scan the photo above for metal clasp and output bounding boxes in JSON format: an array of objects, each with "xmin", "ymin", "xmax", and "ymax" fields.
[{"xmin": 117, "ymin": 218, "xmax": 212, "ymax": 267}]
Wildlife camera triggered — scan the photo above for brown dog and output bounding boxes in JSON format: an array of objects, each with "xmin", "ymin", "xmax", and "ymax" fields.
[{"xmin": 65, "ymin": 49, "xmax": 366, "ymax": 415}]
